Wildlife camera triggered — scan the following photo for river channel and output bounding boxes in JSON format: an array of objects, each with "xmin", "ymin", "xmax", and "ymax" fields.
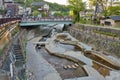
[
  {"xmin": 26, "ymin": 25, "xmax": 120, "ymax": 80},
  {"xmin": 26, "ymin": 25, "xmax": 88, "ymax": 80}
]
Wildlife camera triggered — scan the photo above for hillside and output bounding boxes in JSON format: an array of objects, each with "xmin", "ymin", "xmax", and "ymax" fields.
[{"xmin": 16, "ymin": 0, "xmax": 70, "ymax": 12}]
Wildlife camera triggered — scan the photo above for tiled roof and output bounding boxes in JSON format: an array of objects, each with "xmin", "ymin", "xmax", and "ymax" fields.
[
  {"xmin": 31, "ymin": 2, "xmax": 46, "ymax": 6},
  {"xmin": 109, "ymin": 15, "xmax": 120, "ymax": 21}
]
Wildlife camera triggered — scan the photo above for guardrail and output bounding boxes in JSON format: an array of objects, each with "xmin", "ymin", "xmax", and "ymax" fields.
[
  {"xmin": 0, "ymin": 18, "xmax": 21, "ymax": 40},
  {"xmin": 22, "ymin": 17, "xmax": 73, "ymax": 22},
  {"xmin": 0, "ymin": 18, "xmax": 21, "ymax": 27}
]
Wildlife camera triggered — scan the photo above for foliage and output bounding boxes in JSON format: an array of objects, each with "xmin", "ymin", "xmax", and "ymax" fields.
[
  {"xmin": 68, "ymin": 0, "xmax": 85, "ymax": 22},
  {"xmin": 69, "ymin": 10, "xmax": 74, "ymax": 16},
  {"xmin": 32, "ymin": 10, "xmax": 39, "ymax": 16},
  {"xmin": 54, "ymin": 12, "xmax": 63, "ymax": 17},
  {"xmin": 89, "ymin": 0, "xmax": 97, "ymax": 7},
  {"xmin": 0, "ymin": 9, "xmax": 3, "ymax": 14},
  {"xmin": 16, "ymin": 0, "xmax": 43, "ymax": 7},
  {"xmin": 89, "ymin": 0, "xmax": 108, "ymax": 8},
  {"xmin": 62, "ymin": 12, "xmax": 69, "ymax": 17},
  {"xmin": 53, "ymin": 12, "xmax": 69, "ymax": 17},
  {"xmin": 89, "ymin": 0, "xmax": 109, "ymax": 18},
  {"xmin": 48, "ymin": 2, "xmax": 70, "ymax": 12},
  {"xmin": 89, "ymin": 0, "xmax": 120, "ymax": 17},
  {"xmin": 41, "ymin": 12, "xmax": 46, "ymax": 17},
  {"xmin": 16, "ymin": 0, "xmax": 70, "ymax": 13},
  {"xmin": 107, "ymin": 6, "xmax": 120, "ymax": 16},
  {"xmin": 93, "ymin": 30, "xmax": 119, "ymax": 37}
]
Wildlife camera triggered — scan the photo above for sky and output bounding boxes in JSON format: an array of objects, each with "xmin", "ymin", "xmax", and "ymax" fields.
[
  {"xmin": 44, "ymin": 0, "xmax": 68, "ymax": 5},
  {"xmin": 44, "ymin": 0, "xmax": 87, "ymax": 5}
]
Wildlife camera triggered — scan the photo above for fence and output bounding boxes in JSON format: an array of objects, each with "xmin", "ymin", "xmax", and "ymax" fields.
[
  {"xmin": 0, "ymin": 18, "xmax": 21, "ymax": 27},
  {"xmin": 22, "ymin": 17, "xmax": 73, "ymax": 22}
]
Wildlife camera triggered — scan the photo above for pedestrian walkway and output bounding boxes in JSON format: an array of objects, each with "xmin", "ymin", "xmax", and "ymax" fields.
[
  {"xmin": 26, "ymin": 41, "xmax": 62, "ymax": 80},
  {"xmin": 45, "ymin": 32, "xmax": 120, "ymax": 80}
]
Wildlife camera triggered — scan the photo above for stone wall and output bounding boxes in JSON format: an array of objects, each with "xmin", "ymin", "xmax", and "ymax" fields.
[
  {"xmin": 74, "ymin": 24, "xmax": 120, "ymax": 37},
  {"xmin": 0, "ymin": 23, "xmax": 19, "ymax": 68},
  {"xmin": 68, "ymin": 24, "xmax": 120, "ymax": 57}
]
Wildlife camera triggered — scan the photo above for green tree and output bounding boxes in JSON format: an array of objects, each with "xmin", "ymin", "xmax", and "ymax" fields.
[
  {"xmin": 16, "ymin": 0, "xmax": 43, "ymax": 7},
  {"xmin": 68, "ymin": 0, "xmax": 85, "ymax": 22},
  {"xmin": 89, "ymin": 0, "xmax": 110, "ymax": 19},
  {"xmin": 41, "ymin": 12, "xmax": 46, "ymax": 17},
  {"xmin": 32, "ymin": 10, "xmax": 39, "ymax": 16},
  {"xmin": 108, "ymin": 6, "xmax": 120, "ymax": 16},
  {"xmin": 54, "ymin": 12, "xmax": 63, "ymax": 17},
  {"xmin": 0, "ymin": 9, "xmax": 3, "ymax": 14},
  {"xmin": 89, "ymin": 0, "xmax": 97, "ymax": 8}
]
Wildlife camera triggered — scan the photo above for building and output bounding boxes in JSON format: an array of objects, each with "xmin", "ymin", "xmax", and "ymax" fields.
[
  {"xmin": 0, "ymin": 0, "xmax": 4, "ymax": 17},
  {"xmin": 31, "ymin": 2, "xmax": 49, "ymax": 17},
  {"xmin": 31, "ymin": 2, "xmax": 49, "ymax": 11},
  {"xmin": 4, "ymin": 0, "xmax": 19, "ymax": 17},
  {"xmin": 18, "ymin": 6, "xmax": 24, "ymax": 16},
  {"xmin": 0, "ymin": 0, "xmax": 4, "ymax": 10},
  {"xmin": 100, "ymin": 15, "xmax": 120, "ymax": 27},
  {"xmin": 107, "ymin": 0, "xmax": 120, "ymax": 6}
]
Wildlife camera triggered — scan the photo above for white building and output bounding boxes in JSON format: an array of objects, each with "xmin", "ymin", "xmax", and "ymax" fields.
[
  {"xmin": 18, "ymin": 6, "xmax": 24, "ymax": 15},
  {"xmin": 86, "ymin": 0, "xmax": 120, "ymax": 10},
  {"xmin": 0, "ymin": 0, "xmax": 4, "ymax": 10},
  {"xmin": 107, "ymin": 0, "xmax": 120, "ymax": 6}
]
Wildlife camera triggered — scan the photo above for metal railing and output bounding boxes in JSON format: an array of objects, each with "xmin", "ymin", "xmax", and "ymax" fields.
[
  {"xmin": 0, "ymin": 18, "xmax": 21, "ymax": 39},
  {"xmin": 22, "ymin": 17, "xmax": 73, "ymax": 22},
  {"xmin": 0, "ymin": 18, "xmax": 21, "ymax": 27}
]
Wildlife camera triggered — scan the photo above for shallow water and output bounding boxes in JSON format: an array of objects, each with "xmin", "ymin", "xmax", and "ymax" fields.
[{"xmin": 28, "ymin": 26, "xmax": 87, "ymax": 79}]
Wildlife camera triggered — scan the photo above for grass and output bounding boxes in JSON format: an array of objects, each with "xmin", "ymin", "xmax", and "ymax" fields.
[
  {"xmin": 93, "ymin": 30, "xmax": 119, "ymax": 37},
  {"xmin": 12, "ymin": 27, "xmax": 19, "ymax": 36},
  {"xmin": 0, "ymin": 49, "xmax": 2, "ymax": 55},
  {"xmin": 74, "ymin": 21, "xmax": 120, "ymax": 38},
  {"xmin": 0, "ymin": 43, "xmax": 9, "ymax": 56}
]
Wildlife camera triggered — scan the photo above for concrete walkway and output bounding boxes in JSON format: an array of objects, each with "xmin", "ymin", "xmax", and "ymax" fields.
[
  {"xmin": 45, "ymin": 34, "xmax": 106, "ymax": 80},
  {"xmin": 45, "ymin": 32, "xmax": 120, "ymax": 80},
  {"xmin": 26, "ymin": 41, "xmax": 62, "ymax": 80}
]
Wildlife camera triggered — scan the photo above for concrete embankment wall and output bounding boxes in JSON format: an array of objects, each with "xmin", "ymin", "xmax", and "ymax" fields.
[
  {"xmin": 0, "ymin": 23, "xmax": 19, "ymax": 49},
  {"xmin": 68, "ymin": 24, "xmax": 120, "ymax": 57},
  {"xmin": 0, "ymin": 23, "xmax": 19, "ymax": 68}
]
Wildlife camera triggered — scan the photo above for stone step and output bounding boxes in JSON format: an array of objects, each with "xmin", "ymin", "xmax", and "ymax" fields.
[{"xmin": 63, "ymin": 63, "xmax": 79, "ymax": 69}]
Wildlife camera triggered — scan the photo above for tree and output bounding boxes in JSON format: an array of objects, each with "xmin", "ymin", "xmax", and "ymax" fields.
[
  {"xmin": 108, "ymin": 6, "xmax": 120, "ymax": 16},
  {"xmin": 32, "ymin": 10, "xmax": 39, "ymax": 16},
  {"xmin": 89, "ymin": 0, "xmax": 97, "ymax": 8},
  {"xmin": 54, "ymin": 12, "xmax": 63, "ymax": 17},
  {"xmin": 0, "ymin": 9, "xmax": 3, "ymax": 14},
  {"xmin": 89, "ymin": 0, "xmax": 110, "ymax": 20},
  {"xmin": 68, "ymin": 0, "xmax": 85, "ymax": 22}
]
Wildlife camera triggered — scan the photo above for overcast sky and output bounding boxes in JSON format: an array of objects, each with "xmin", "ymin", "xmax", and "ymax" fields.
[{"xmin": 44, "ymin": 0, "xmax": 87, "ymax": 5}]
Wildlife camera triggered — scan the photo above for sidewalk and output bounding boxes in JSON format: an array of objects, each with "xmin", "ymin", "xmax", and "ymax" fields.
[{"xmin": 26, "ymin": 41, "xmax": 62, "ymax": 80}]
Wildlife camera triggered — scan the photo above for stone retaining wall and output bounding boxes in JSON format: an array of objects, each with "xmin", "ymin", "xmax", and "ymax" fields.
[
  {"xmin": 68, "ymin": 25, "xmax": 120, "ymax": 57},
  {"xmin": 0, "ymin": 23, "xmax": 19, "ymax": 68},
  {"xmin": 74, "ymin": 24, "xmax": 120, "ymax": 38}
]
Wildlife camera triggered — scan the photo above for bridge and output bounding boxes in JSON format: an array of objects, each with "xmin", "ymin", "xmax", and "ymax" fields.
[{"xmin": 20, "ymin": 17, "xmax": 73, "ymax": 26}]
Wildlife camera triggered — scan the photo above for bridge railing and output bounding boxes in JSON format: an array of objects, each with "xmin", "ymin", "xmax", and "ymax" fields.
[
  {"xmin": 22, "ymin": 17, "xmax": 73, "ymax": 22},
  {"xmin": 0, "ymin": 18, "xmax": 21, "ymax": 39},
  {"xmin": 0, "ymin": 18, "xmax": 21, "ymax": 27}
]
